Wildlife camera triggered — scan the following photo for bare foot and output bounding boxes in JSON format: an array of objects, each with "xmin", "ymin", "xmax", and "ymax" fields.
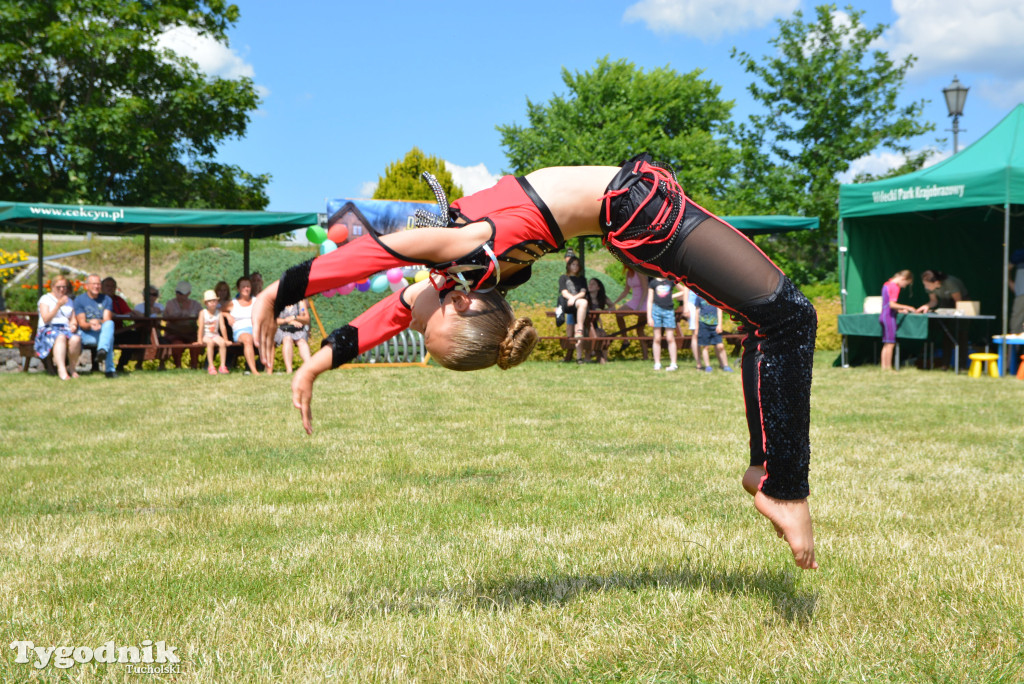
[{"xmin": 753, "ymin": 492, "xmax": 818, "ymax": 570}]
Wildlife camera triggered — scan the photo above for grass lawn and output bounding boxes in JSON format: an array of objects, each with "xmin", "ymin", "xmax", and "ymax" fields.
[{"xmin": 2, "ymin": 354, "xmax": 1022, "ymax": 682}]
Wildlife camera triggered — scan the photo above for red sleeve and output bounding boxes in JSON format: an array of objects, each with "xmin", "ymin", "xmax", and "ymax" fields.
[
  {"xmin": 305, "ymin": 234, "xmax": 421, "ymax": 297},
  {"xmin": 349, "ymin": 290, "xmax": 413, "ymax": 354}
]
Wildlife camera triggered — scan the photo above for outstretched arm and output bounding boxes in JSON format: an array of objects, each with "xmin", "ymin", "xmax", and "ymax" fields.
[{"xmin": 287, "ymin": 290, "xmax": 412, "ymax": 433}]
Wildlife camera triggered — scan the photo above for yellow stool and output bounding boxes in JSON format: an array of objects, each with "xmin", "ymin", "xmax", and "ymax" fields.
[{"xmin": 967, "ymin": 352, "xmax": 1000, "ymax": 378}]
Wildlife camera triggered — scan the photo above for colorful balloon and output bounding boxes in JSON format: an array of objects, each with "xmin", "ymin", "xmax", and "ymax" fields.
[
  {"xmin": 327, "ymin": 224, "xmax": 349, "ymax": 244},
  {"xmin": 355, "ymin": 280, "xmax": 370, "ymax": 292},
  {"xmin": 306, "ymin": 225, "xmax": 327, "ymax": 244},
  {"xmin": 322, "ymin": 288, "xmax": 337, "ymax": 298},
  {"xmin": 413, "ymin": 269, "xmax": 430, "ymax": 283},
  {"xmin": 338, "ymin": 283, "xmax": 356, "ymax": 295},
  {"xmin": 319, "ymin": 240, "xmax": 337, "ymax": 255},
  {"xmin": 370, "ymin": 274, "xmax": 389, "ymax": 293},
  {"xmin": 388, "ymin": 278, "xmax": 407, "ymax": 293},
  {"xmin": 386, "ymin": 267, "xmax": 404, "ymax": 283}
]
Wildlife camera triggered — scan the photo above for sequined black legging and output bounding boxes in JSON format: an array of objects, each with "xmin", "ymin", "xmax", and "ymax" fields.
[{"xmin": 603, "ymin": 180, "xmax": 817, "ymax": 500}]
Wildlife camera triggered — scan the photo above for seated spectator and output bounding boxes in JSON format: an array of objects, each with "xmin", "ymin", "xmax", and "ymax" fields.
[
  {"xmin": 224, "ymin": 276, "xmax": 260, "ymax": 375},
  {"xmin": 213, "ymin": 281, "xmax": 231, "ymax": 312},
  {"xmin": 558, "ymin": 256, "xmax": 589, "ymax": 363},
  {"xmin": 198, "ymin": 290, "xmax": 230, "ymax": 375},
  {"xmin": 249, "ymin": 271, "xmax": 264, "ymax": 297},
  {"xmin": 275, "ymin": 299, "xmax": 312, "ymax": 374},
  {"xmin": 610, "ymin": 265, "xmax": 648, "ymax": 350},
  {"xmin": 35, "ymin": 276, "xmax": 82, "ymax": 380},
  {"xmin": 102, "ymin": 276, "xmax": 140, "ymax": 373},
  {"xmin": 133, "ymin": 286, "xmax": 165, "ymax": 318},
  {"xmin": 586, "ymin": 278, "xmax": 611, "ymax": 364},
  {"xmin": 74, "ymin": 273, "xmax": 116, "ymax": 377},
  {"xmin": 162, "ymin": 280, "xmax": 202, "ymax": 369}
]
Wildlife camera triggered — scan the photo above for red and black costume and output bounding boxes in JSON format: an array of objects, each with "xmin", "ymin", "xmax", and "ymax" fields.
[
  {"xmin": 276, "ymin": 156, "xmax": 816, "ymax": 501},
  {"xmin": 275, "ymin": 175, "xmax": 563, "ymax": 369}
]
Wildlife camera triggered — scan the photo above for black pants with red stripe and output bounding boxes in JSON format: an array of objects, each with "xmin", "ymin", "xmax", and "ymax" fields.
[{"xmin": 601, "ymin": 157, "xmax": 816, "ymax": 500}]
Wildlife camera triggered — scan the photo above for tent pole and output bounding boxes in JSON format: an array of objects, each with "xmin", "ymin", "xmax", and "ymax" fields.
[
  {"xmin": 838, "ymin": 218, "xmax": 848, "ymax": 367},
  {"xmin": 1002, "ymin": 202, "xmax": 1010, "ymax": 375},
  {"xmin": 144, "ymin": 229, "xmax": 151, "ymax": 317},
  {"xmin": 243, "ymin": 231, "xmax": 251, "ymax": 277},
  {"xmin": 37, "ymin": 226, "xmax": 44, "ymax": 293}
]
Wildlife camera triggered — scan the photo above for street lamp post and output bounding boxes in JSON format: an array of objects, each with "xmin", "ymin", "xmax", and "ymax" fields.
[{"xmin": 943, "ymin": 75, "xmax": 969, "ymax": 153}]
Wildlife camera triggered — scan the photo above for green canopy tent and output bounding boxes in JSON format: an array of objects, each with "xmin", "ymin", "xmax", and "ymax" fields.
[
  {"xmin": 564, "ymin": 214, "xmax": 817, "ymax": 272},
  {"xmin": 0, "ymin": 201, "xmax": 319, "ymax": 309},
  {"xmin": 838, "ymin": 104, "xmax": 1024, "ymax": 369}
]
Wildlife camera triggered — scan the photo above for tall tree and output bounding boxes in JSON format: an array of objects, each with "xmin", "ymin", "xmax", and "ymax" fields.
[
  {"xmin": 373, "ymin": 148, "xmax": 463, "ymax": 202},
  {"xmin": 498, "ymin": 57, "xmax": 736, "ymax": 212},
  {"xmin": 0, "ymin": 0, "xmax": 268, "ymax": 208},
  {"xmin": 730, "ymin": 4, "xmax": 934, "ymax": 282}
]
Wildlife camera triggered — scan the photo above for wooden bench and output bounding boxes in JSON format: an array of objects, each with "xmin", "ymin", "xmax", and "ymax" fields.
[
  {"xmin": 116, "ymin": 341, "xmax": 242, "ymax": 369},
  {"xmin": 544, "ymin": 308, "xmax": 745, "ymax": 361}
]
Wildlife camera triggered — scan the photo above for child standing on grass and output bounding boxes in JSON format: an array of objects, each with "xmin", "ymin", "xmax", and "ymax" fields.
[
  {"xmin": 646, "ymin": 277, "xmax": 684, "ymax": 371},
  {"xmin": 880, "ymin": 270, "xmax": 916, "ymax": 371},
  {"xmin": 198, "ymin": 290, "xmax": 229, "ymax": 375},
  {"xmin": 695, "ymin": 294, "xmax": 734, "ymax": 373}
]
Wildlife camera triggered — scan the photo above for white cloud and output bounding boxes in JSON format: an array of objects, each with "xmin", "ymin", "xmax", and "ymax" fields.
[
  {"xmin": 359, "ymin": 180, "xmax": 378, "ymax": 198},
  {"xmin": 623, "ymin": 0, "xmax": 798, "ymax": 40},
  {"xmin": 884, "ymin": 0, "xmax": 1024, "ymax": 80},
  {"xmin": 157, "ymin": 25, "xmax": 256, "ymax": 81},
  {"xmin": 837, "ymin": 147, "xmax": 946, "ymax": 184},
  {"xmin": 445, "ymin": 161, "xmax": 501, "ymax": 195}
]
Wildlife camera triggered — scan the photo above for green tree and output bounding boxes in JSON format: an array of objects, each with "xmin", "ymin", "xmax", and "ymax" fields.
[
  {"xmin": 373, "ymin": 148, "xmax": 463, "ymax": 202},
  {"xmin": 0, "ymin": 0, "xmax": 268, "ymax": 209},
  {"xmin": 497, "ymin": 57, "xmax": 736, "ymax": 212},
  {"xmin": 730, "ymin": 4, "xmax": 934, "ymax": 282}
]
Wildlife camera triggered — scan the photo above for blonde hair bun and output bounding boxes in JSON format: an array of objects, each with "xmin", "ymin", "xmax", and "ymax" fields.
[{"xmin": 497, "ymin": 317, "xmax": 538, "ymax": 369}]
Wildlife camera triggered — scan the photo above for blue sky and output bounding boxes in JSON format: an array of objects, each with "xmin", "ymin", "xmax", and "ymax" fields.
[{"xmin": 163, "ymin": 0, "xmax": 1024, "ymax": 214}]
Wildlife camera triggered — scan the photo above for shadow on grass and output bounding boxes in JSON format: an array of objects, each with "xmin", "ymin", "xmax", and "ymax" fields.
[{"xmin": 330, "ymin": 563, "xmax": 816, "ymax": 625}]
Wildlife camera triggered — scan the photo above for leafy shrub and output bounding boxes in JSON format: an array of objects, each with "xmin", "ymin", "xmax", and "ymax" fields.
[{"xmin": 162, "ymin": 246, "xmax": 312, "ymax": 301}]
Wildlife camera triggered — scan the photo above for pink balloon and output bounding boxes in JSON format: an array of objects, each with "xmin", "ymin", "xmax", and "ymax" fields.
[
  {"xmin": 322, "ymin": 288, "xmax": 337, "ymax": 298},
  {"xmin": 386, "ymin": 267, "xmax": 404, "ymax": 283},
  {"xmin": 338, "ymin": 283, "xmax": 356, "ymax": 295}
]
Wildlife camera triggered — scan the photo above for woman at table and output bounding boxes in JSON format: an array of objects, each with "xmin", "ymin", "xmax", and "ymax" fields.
[
  {"xmin": 880, "ymin": 270, "xmax": 917, "ymax": 371},
  {"xmin": 34, "ymin": 276, "xmax": 81, "ymax": 380},
  {"xmin": 914, "ymin": 270, "xmax": 968, "ymax": 313},
  {"xmin": 610, "ymin": 265, "xmax": 648, "ymax": 349},
  {"xmin": 224, "ymin": 276, "xmax": 260, "ymax": 375},
  {"xmin": 915, "ymin": 269, "xmax": 969, "ymax": 368}
]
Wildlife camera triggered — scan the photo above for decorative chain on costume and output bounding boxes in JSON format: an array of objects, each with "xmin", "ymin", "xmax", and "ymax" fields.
[
  {"xmin": 599, "ymin": 156, "xmax": 688, "ymax": 274},
  {"xmin": 414, "ymin": 172, "xmax": 453, "ymax": 228}
]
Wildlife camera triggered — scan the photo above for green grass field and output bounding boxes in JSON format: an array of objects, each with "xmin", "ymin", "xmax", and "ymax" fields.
[{"xmin": 2, "ymin": 355, "xmax": 1022, "ymax": 682}]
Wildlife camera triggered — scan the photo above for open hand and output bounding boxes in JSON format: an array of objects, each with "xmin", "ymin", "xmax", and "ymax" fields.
[{"xmin": 291, "ymin": 364, "xmax": 316, "ymax": 434}]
